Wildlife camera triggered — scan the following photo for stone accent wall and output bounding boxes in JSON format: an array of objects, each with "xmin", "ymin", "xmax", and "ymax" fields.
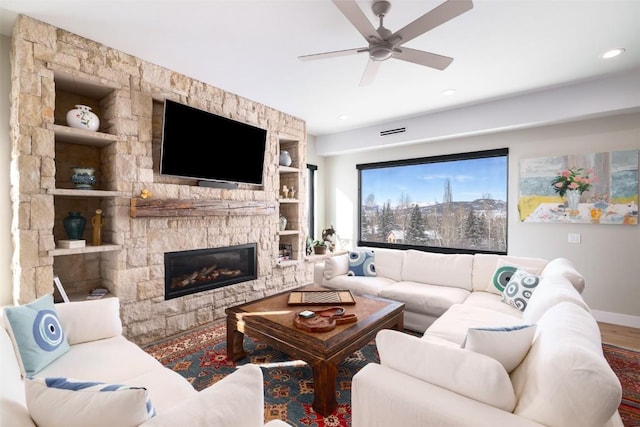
[{"xmin": 9, "ymin": 15, "xmax": 313, "ymax": 345}]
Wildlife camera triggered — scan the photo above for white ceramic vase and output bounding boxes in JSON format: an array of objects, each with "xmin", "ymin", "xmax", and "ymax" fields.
[
  {"xmin": 279, "ymin": 151, "xmax": 292, "ymax": 167},
  {"xmin": 66, "ymin": 105, "xmax": 100, "ymax": 132},
  {"xmin": 279, "ymin": 215, "xmax": 287, "ymax": 231}
]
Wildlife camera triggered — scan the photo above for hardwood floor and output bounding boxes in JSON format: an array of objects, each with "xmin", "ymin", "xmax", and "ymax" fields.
[{"xmin": 599, "ymin": 322, "xmax": 640, "ymax": 351}]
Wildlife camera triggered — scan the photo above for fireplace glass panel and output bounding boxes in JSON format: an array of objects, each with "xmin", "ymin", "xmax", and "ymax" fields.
[{"xmin": 164, "ymin": 243, "xmax": 257, "ymax": 300}]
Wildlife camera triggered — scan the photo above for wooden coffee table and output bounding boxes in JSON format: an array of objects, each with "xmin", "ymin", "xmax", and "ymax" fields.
[{"xmin": 225, "ymin": 284, "xmax": 404, "ymax": 416}]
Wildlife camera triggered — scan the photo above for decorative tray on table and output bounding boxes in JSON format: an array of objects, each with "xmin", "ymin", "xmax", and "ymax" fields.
[{"xmin": 287, "ymin": 290, "xmax": 356, "ymax": 306}]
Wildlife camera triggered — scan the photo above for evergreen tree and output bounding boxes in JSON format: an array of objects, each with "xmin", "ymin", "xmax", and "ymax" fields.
[
  {"xmin": 464, "ymin": 209, "xmax": 487, "ymax": 249},
  {"xmin": 378, "ymin": 202, "xmax": 395, "ymax": 242},
  {"xmin": 406, "ymin": 204, "xmax": 425, "ymax": 244}
]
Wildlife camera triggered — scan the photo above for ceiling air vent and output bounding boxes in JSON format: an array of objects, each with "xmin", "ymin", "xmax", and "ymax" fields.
[{"xmin": 380, "ymin": 127, "xmax": 406, "ymax": 137}]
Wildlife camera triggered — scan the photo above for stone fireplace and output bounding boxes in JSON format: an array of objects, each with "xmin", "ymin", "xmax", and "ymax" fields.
[
  {"xmin": 9, "ymin": 15, "xmax": 314, "ymax": 346},
  {"xmin": 164, "ymin": 244, "xmax": 257, "ymax": 300}
]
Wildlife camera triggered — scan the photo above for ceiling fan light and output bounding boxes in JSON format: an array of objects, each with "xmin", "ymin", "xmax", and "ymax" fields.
[{"xmin": 370, "ymin": 46, "xmax": 393, "ymax": 61}]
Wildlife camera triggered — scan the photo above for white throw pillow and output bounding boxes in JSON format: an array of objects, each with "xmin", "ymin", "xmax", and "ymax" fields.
[
  {"xmin": 322, "ymin": 254, "xmax": 349, "ymax": 280},
  {"xmin": 462, "ymin": 324, "xmax": 536, "ymax": 373},
  {"xmin": 26, "ymin": 377, "xmax": 156, "ymax": 427},
  {"xmin": 501, "ymin": 269, "xmax": 541, "ymax": 311}
]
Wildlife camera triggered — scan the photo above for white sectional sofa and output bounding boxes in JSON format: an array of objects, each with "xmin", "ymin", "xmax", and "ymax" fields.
[
  {"xmin": 315, "ymin": 248, "xmax": 624, "ymax": 427},
  {"xmin": 1, "ymin": 296, "xmax": 291, "ymax": 427}
]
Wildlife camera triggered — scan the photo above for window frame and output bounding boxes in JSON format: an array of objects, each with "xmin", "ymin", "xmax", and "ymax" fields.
[{"xmin": 357, "ymin": 148, "xmax": 509, "ymax": 255}]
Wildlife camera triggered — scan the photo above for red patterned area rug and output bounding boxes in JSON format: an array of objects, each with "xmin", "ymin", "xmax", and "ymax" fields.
[
  {"xmin": 143, "ymin": 321, "xmax": 376, "ymax": 426},
  {"xmin": 143, "ymin": 323, "xmax": 639, "ymax": 427},
  {"xmin": 603, "ymin": 344, "xmax": 640, "ymax": 427}
]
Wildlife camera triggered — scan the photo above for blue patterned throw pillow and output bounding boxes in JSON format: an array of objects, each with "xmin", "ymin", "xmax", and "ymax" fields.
[
  {"xmin": 4, "ymin": 294, "xmax": 70, "ymax": 376},
  {"xmin": 26, "ymin": 377, "xmax": 157, "ymax": 427},
  {"xmin": 348, "ymin": 250, "xmax": 376, "ymax": 277}
]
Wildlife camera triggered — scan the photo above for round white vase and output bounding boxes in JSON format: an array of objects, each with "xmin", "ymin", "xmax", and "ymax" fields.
[
  {"xmin": 279, "ymin": 151, "xmax": 292, "ymax": 167},
  {"xmin": 66, "ymin": 105, "xmax": 100, "ymax": 132}
]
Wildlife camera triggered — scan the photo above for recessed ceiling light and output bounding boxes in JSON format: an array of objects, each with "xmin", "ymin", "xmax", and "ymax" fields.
[
  {"xmin": 442, "ymin": 89, "xmax": 457, "ymax": 96},
  {"xmin": 602, "ymin": 48, "xmax": 625, "ymax": 59},
  {"xmin": 338, "ymin": 115, "xmax": 349, "ymax": 120}
]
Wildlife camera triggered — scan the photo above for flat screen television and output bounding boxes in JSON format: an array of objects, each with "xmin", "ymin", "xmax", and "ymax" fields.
[{"xmin": 160, "ymin": 99, "xmax": 267, "ymax": 186}]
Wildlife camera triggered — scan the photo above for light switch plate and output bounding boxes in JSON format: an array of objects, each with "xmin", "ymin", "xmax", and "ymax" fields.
[{"xmin": 568, "ymin": 233, "xmax": 581, "ymax": 243}]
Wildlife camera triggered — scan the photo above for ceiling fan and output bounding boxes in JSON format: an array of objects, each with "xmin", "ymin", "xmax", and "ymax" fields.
[{"xmin": 299, "ymin": 0, "xmax": 474, "ymax": 86}]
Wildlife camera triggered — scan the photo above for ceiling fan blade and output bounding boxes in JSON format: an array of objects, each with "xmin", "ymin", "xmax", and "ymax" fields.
[
  {"xmin": 393, "ymin": 47, "xmax": 453, "ymax": 70},
  {"xmin": 359, "ymin": 60, "xmax": 381, "ymax": 86},
  {"xmin": 298, "ymin": 47, "xmax": 366, "ymax": 61},
  {"xmin": 332, "ymin": 0, "xmax": 380, "ymax": 42},
  {"xmin": 391, "ymin": 0, "xmax": 473, "ymax": 45}
]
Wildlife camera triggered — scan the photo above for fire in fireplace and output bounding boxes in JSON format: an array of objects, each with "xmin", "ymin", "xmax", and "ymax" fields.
[{"xmin": 164, "ymin": 243, "xmax": 257, "ymax": 300}]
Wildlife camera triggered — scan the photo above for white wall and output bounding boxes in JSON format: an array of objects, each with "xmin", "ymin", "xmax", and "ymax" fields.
[
  {"xmin": 1, "ymin": 35, "xmax": 12, "ymax": 306},
  {"xmin": 305, "ymin": 134, "xmax": 327, "ymax": 241},
  {"xmin": 320, "ymin": 112, "xmax": 640, "ymax": 327}
]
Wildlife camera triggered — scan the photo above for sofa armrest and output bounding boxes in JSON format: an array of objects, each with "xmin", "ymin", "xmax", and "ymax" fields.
[
  {"xmin": 55, "ymin": 298, "xmax": 122, "ymax": 345},
  {"xmin": 376, "ymin": 329, "xmax": 516, "ymax": 411},
  {"xmin": 141, "ymin": 364, "xmax": 268, "ymax": 427},
  {"xmin": 353, "ymin": 363, "xmax": 544, "ymax": 427}
]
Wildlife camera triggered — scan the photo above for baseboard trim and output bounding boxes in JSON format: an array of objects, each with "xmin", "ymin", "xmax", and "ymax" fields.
[{"xmin": 592, "ymin": 309, "xmax": 640, "ymax": 328}]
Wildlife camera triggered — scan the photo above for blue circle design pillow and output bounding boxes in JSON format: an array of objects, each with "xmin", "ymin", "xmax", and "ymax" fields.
[
  {"xmin": 347, "ymin": 250, "xmax": 376, "ymax": 277},
  {"xmin": 4, "ymin": 294, "xmax": 70, "ymax": 376}
]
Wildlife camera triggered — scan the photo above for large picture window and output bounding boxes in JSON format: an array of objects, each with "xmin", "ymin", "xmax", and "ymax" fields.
[{"xmin": 357, "ymin": 148, "xmax": 508, "ymax": 254}]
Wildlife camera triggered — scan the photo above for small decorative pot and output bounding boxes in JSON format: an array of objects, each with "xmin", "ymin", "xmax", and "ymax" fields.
[
  {"xmin": 66, "ymin": 104, "xmax": 100, "ymax": 132},
  {"xmin": 279, "ymin": 215, "xmax": 288, "ymax": 231},
  {"xmin": 63, "ymin": 211, "xmax": 86, "ymax": 240},
  {"xmin": 70, "ymin": 167, "xmax": 96, "ymax": 190},
  {"xmin": 313, "ymin": 246, "xmax": 327, "ymax": 255},
  {"xmin": 279, "ymin": 151, "xmax": 292, "ymax": 167}
]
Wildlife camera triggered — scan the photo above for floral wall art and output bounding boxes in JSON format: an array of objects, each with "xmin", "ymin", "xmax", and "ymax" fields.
[{"xmin": 518, "ymin": 150, "xmax": 638, "ymax": 224}]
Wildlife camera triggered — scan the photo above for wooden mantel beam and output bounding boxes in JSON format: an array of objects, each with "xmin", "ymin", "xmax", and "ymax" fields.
[{"xmin": 130, "ymin": 198, "xmax": 277, "ymax": 218}]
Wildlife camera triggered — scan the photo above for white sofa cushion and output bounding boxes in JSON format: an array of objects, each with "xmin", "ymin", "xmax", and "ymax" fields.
[
  {"xmin": 462, "ymin": 291, "xmax": 523, "ymax": 316},
  {"xmin": 540, "ymin": 257, "xmax": 586, "ymax": 293},
  {"xmin": 425, "ymin": 304, "xmax": 523, "ymax": 346},
  {"xmin": 379, "ymin": 281, "xmax": 469, "ymax": 317},
  {"xmin": 376, "ymin": 329, "xmax": 517, "ymax": 411},
  {"xmin": 462, "ymin": 324, "xmax": 536, "ymax": 373},
  {"xmin": 36, "ymin": 335, "xmax": 197, "ymax": 413},
  {"xmin": 522, "ymin": 275, "xmax": 590, "ymax": 324},
  {"xmin": 25, "ymin": 377, "xmax": 156, "ymax": 427},
  {"xmin": 0, "ymin": 323, "xmax": 35, "ymax": 426},
  {"xmin": 366, "ymin": 247, "xmax": 404, "ymax": 281},
  {"xmin": 402, "ymin": 250, "xmax": 474, "ymax": 291},
  {"xmin": 472, "ymin": 254, "xmax": 547, "ymax": 293},
  {"xmin": 55, "ymin": 298, "xmax": 122, "ymax": 345},
  {"xmin": 3, "ymin": 294, "xmax": 70, "ymax": 377},
  {"xmin": 511, "ymin": 303, "xmax": 622, "ymax": 427},
  {"xmin": 322, "ymin": 275, "xmax": 395, "ymax": 297}
]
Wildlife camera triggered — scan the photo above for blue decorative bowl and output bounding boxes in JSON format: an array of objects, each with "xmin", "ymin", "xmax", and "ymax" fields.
[{"xmin": 70, "ymin": 167, "xmax": 96, "ymax": 190}]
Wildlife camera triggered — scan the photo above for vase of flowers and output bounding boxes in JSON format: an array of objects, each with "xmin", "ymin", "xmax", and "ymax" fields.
[{"xmin": 550, "ymin": 167, "xmax": 595, "ymax": 211}]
